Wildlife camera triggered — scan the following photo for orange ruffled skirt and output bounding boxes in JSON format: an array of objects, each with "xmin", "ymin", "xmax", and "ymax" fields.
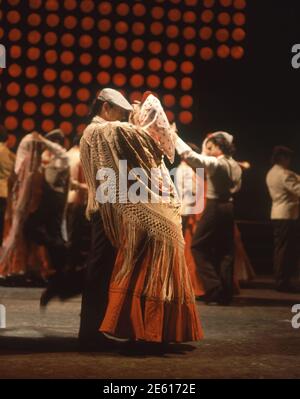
[{"xmin": 100, "ymin": 250, "xmax": 204, "ymax": 343}]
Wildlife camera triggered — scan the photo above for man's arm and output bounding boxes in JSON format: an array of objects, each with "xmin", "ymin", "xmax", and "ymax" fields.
[
  {"xmin": 176, "ymin": 136, "xmax": 219, "ymax": 173},
  {"xmin": 283, "ymin": 171, "xmax": 300, "ymax": 197}
]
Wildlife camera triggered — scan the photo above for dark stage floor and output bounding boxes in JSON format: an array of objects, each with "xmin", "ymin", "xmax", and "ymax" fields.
[{"xmin": 0, "ymin": 285, "xmax": 300, "ymax": 379}]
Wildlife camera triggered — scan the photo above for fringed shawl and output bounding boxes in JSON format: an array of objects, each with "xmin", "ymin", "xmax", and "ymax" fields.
[{"xmin": 80, "ymin": 118, "xmax": 195, "ymax": 303}]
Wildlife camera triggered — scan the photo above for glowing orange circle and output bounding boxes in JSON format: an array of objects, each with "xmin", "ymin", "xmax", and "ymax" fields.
[
  {"xmin": 181, "ymin": 61, "xmax": 194, "ymax": 74},
  {"xmin": 132, "ymin": 3, "xmax": 146, "ymax": 17},
  {"xmin": 183, "ymin": 11, "xmax": 197, "ymax": 23},
  {"xmin": 184, "ymin": 44, "xmax": 196, "ymax": 57},
  {"xmin": 98, "ymin": 2, "xmax": 112, "ymax": 15},
  {"xmin": 163, "ymin": 60, "xmax": 177, "ymax": 73},
  {"xmin": 131, "ymin": 57, "xmax": 145, "ymax": 71},
  {"xmin": 130, "ymin": 74, "xmax": 144, "ymax": 88},
  {"xmin": 76, "ymin": 88, "xmax": 90, "ymax": 101},
  {"xmin": 163, "ymin": 94, "xmax": 176, "ymax": 108},
  {"xmin": 200, "ymin": 47, "xmax": 214, "ymax": 60},
  {"xmin": 114, "ymin": 38, "xmax": 128, "ymax": 51},
  {"xmin": 98, "ymin": 54, "xmax": 112, "ymax": 68},
  {"xmin": 233, "ymin": 12, "xmax": 246, "ymax": 26},
  {"xmin": 203, "ymin": 0, "xmax": 215, "ymax": 7},
  {"xmin": 150, "ymin": 22, "xmax": 164, "ymax": 36},
  {"xmin": 115, "ymin": 56, "xmax": 127, "ymax": 69},
  {"xmin": 64, "ymin": 0, "xmax": 77, "ymax": 11},
  {"xmin": 129, "ymin": 91, "xmax": 142, "ymax": 103},
  {"xmin": 98, "ymin": 19, "xmax": 111, "ymax": 32},
  {"xmin": 185, "ymin": 0, "xmax": 198, "ymax": 5},
  {"xmin": 113, "ymin": 73, "xmax": 127, "ymax": 87},
  {"xmin": 151, "ymin": 7, "xmax": 164, "ymax": 20},
  {"xmin": 10, "ymin": 45, "xmax": 22, "ymax": 59},
  {"xmin": 147, "ymin": 75, "xmax": 161, "ymax": 89},
  {"xmin": 116, "ymin": 3, "xmax": 130, "ymax": 16},
  {"xmin": 80, "ymin": 35, "xmax": 93, "ymax": 48},
  {"xmin": 4, "ymin": 116, "xmax": 18, "ymax": 130},
  {"xmin": 81, "ymin": 16, "xmax": 95, "ymax": 31},
  {"xmin": 79, "ymin": 71, "xmax": 92, "ymax": 84},
  {"xmin": 167, "ymin": 43, "xmax": 180, "ymax": 56},
  {"xmin": 218, "ymin": 12, "xmax": 231, "ymax": 25},
  {"xmin": 58, "ymin": 86, "xmax": 72, "ymax": 99},
  {"xmin": 7, "ymin": 82, "xmax": 21, "ymax": 97},
  {"xmin": 28, "ymin": 30, "xmax": 41, "ymax": 45},
  {"xmin": 131, "ymin": 39, "xmax": 144, "ymax": 53},
  {"xmin": 132, "ymin": 22, "xmax": 145, "ymax": 36},
  {"xmin": 116, "ymin": 21, "xmax": 129, "ymax": 34},
  {"xmin": 220, "ymin": 0, "xmax": 232, "ymax": 6},
  {"xmin": 97, "ymin": 71, "xmax": 111, "ymax": 85},
  {"xmin": 59, "ymin": 104, "xmax": 73, "ymax": 118},
  {"xmin": 64, "ymin": 15, "xmax": 77, "ymax": 29},
  {"xmin": 60, "ymin": 70, "xmax": 74, "ymax": 83},
  {"xmin": 22, "ymin": 118, "xmax": 35, "ymax": 131},
  {"xmin": 80, "ymin": 53, "xmax": 92, "ymax": 65},
  {"xmin": 180, "ymin": 95, "xmax": 193, "ymax": 109},
  {"xmin": 165, "ymin": 111, "xmax": 175, "ymax": 123},
  {"xmin": 163, "ymin": 76, "xmax": 177, "ymax": 90},
  {"xmin": 61, "ymin": 33, "xmax": 75, "ymax": 47},
  {"xmin": 98, "ymin": 36, "xmax": 111, "ymax": 50},
  {"xmin": 8, "ymin": 64, "xmax": 22, "ymax": 78},
  {"xmin": 46, "ymin": 14, "xmax": 60, "ymax": 27},
  {"xmin": 9, "ymin": 29, "xmax": 22, "ymax": 42},
  {"xmin": 231, "ymin": 46, "xmax": 244, "ymax": 59},
  {"xmin": 7, "ymin": 10, "xmax": 21, "ymax": 24},
  {"xmin": 46, "ymin": 0, "xmax": 59, "ymax": 11},
  {"xmin": 179, "ymin": 111, "xmax": 193, "ymax": 125},
  {"xmin": 234, "ymin": 0, "xmax": 246, "ymax": 10},
  {"xmin": 7, "ymin": 134, "xmax": 17, "ymax": 149},
  {"xmin": 168, "ymin": 9, "xmax": 181, "ymax": 22},
  {"xmin": 27, "ymin": 47, "xmax": 41, "ymax": 61},
  {"xmin": 25, "ymin": 66, "xmax": 38, "ymax": 79},
  {"xmin": 181, "ymin": 77, "xmax": 193, "ymax": 91},
  {"xmin": 166, "ymin": 25, "xmax": 179, "ymax": 39},
  {"xmin": 41, "ymin": 103, "xmax": 55, "ymax": 116},
  {"xmin": 148, "ymin": 58, "xmax": 162, "ymax": 72},
  {"xmin": 77, "ymin": 124, "xmax": 86, "ymax": 134},
  {"xmin": 45, "ymin": 49, "xmax": 58, "ymax": 64},
  {"xmin": 201, "ymin": 10, "xmax": 214, "ymax": 23},
  {"xmin": 199, "ymin": 26, "xmax": 213, "ymax": 40},
  {"xmin": 42, "ymin": 85, "xmax": 56, "ymax": 98},
  {"xmin": 6, "ymin": 99, "xmax": 19, "ymax": 113},
  {"xmin": 80, "ymin": 0, "xmax": 94, "ymax": 12},
  {"xmin": 60, "ymin": 121, "xmax": 73, "ymax": 135},
  {"xmin": 216, "ymin": 28, "xmax": 230, "ymax": 42},
  {"xmin": 29, "ymin": 0, "xmax": 42, "ymax": 9},
  {"xmin": 60, "ymin": 51, "xmax": 75, "ymax": 65},
  {"xmin": 24, "ymin": 84, "xmax": 39, "ymax": 97},
  {"xmin": 183, "ymin": 27, "xmax": 196, "ymax": 40},
  {"xmin": 232, "ymin": 27, "xmax": 246, "ymax": 41},
  {"xmin": 75, "ymin": 104, "xmax": 89, "ymax": 117},
  {"xmin": 44, "ymin": 32, "xmax": 58, "ymax": 45},
  {"xmin": 43, "ymin": 68, "xmax": 57, "ymax": 82},
  {"xmin": 148, "ymin": 41, "xmax": 162, "ymax": 55},
  {"xmin": 42, "ymin": 119, "xmax": 55, "ymax": 133},
  {"xmin": 217, "ymin": 44, "xmax": 230, "ymax": 58}
]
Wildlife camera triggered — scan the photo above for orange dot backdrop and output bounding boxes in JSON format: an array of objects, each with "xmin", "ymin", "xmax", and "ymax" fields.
[{"xmin": 2, "ymin": 0, "xmax": 247, "ymax": 143}]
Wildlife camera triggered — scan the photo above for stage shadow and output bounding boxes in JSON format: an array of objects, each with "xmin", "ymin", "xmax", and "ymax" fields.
[{"xmin": 0, "ymin": 335, "xmax": 197, "ymax": 357}]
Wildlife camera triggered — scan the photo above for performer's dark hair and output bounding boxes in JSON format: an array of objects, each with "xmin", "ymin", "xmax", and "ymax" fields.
[
  {"xmin": 0, "ymin": 125, "xmax": 8, "ymax": 143},
  {"xmin": 206, "ymin": 134, "xmax": 235, "ymax": 156},
  {"xmin": 72, "ymin": 135, "xmax": 81, "ymax": 147},
  {"xmin": 271, "ymin": 146, "xmax": 293, "ymax": 165},
  {"xmin": 89, "ymin": 98, "xmax": 113, "ymax": 119}
]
